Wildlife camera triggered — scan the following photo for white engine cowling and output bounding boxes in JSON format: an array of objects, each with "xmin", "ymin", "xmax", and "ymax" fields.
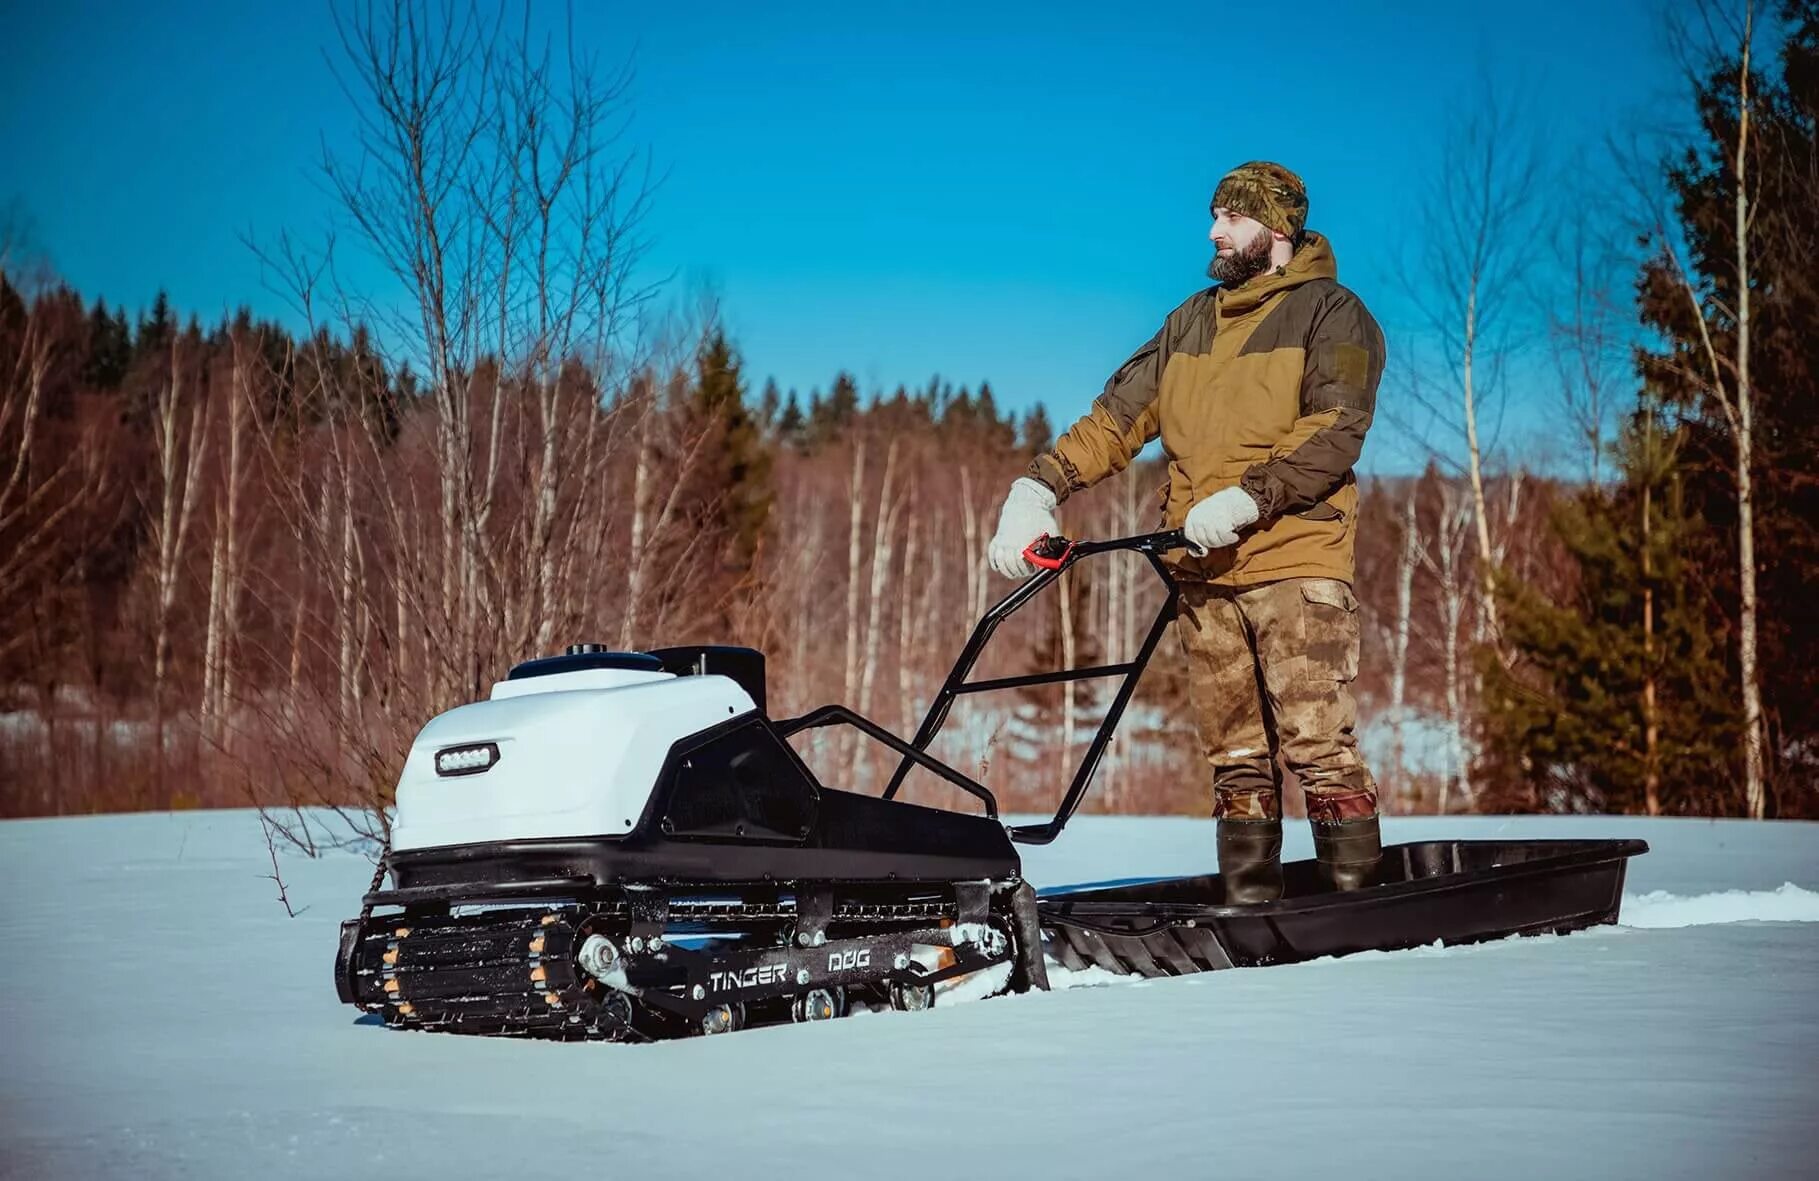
[{"xmin": 390, "ymin": 666, "xmax": 758, "ymax": 851}]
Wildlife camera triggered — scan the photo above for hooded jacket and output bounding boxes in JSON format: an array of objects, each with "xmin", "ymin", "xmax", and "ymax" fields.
[{"xmin": 1026, "ymin": 231, "xmax": 1384, "ymax": 586}]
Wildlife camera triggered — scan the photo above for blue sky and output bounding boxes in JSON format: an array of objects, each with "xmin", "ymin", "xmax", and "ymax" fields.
[{"xmin": 2, "ymin": 1, "xmax": 1683, "ymax": 471}]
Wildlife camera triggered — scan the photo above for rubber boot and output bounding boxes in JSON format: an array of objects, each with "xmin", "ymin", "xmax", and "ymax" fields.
[
  {"xmin": 1313, "ymin": 815, "xmax": 1381, "ymax": 893},
  {"xmin": 1217, "ymin": 818, "xmax": 1284, "ymax": 905}
]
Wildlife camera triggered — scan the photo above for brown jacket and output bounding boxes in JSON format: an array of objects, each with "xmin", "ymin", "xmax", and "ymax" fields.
[{"xmin": 1027, "ymin": 231, "xmax": 1385, "ymax": 586}]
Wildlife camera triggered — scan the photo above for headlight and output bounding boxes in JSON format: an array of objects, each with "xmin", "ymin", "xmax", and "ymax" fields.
[{"xmin": 435, "ymin": 742, "xmax": 500, "ymax": 776}]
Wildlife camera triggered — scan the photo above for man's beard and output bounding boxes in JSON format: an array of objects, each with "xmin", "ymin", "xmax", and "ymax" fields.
[{"xmin": 1207, "ymin": 231, "xmax": 1274, "ymax": 285}]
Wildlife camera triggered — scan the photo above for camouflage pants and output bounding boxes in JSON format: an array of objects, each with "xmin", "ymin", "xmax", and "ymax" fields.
[{"xmin": 1174, "ymin": 577, "xmax": 1378, "ymax": 823}]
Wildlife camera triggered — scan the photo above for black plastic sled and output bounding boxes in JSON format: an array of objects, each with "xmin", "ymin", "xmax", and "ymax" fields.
[{"xmin": 1039, "ymin": 836, "xmax": 1650, "ymax": 978}]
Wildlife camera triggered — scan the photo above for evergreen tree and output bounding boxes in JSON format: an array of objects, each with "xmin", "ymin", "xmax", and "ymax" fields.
[
  {"xmin": 1019, "ymin": 403, "xmax": 1055, "ymax": 455},
  {"xmin": 82, "ymin": 298, "xmax": 131, "ymax": 389},
  {"xmin": 111, "ymin": 306, "xmax": 131, "ymax": 366},
  {"xmin": 757, "ymin": 377, "xmax": 781, "ymax": 435},
  {"xmin": 912, "ymin": 379, "xmax": 936, "ymax": 421},
  {"xmin": 133, "ymin": 291, "xmax": 175, "ymax": 366},
  {"xmin": 1480, "ymin": 411, "xmax": 1738, "ymax": 813},
  {"xmin": 775, "ymin": 389, "xmax": 805, "ymax": 446},
  {"xmin": 395, "ymin": 361, "xmax": 422, "ymax": 404},
  {"xmin": 805, "ymin": 371, "xmax": 860, "ymax": 449},
  {"xmin": 941, "ymin": 383, "xmax": 974, "ymax": 434},
  {"xmin": 347, "ymin": 322, "xmax": 400, "ymax": 442},
  {"xmin": 693, "ymin": 330, "xmax": 773, "ymax": 570},
  {"xmin": 0, "ymin": 275, "xmax": 23, "ymax": 344},
  {"xmin": 1634, "ymin": 2, "xmax": 1819, "ymax": 805},
  {"xmin": 976, "ymin": 380, "xmax": 1016, "ymax": 449}
]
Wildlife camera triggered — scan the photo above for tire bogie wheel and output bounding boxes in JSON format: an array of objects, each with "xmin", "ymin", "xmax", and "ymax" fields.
[
  {"xmin": 889, "ymin": 981, "xmax": 935, "ymax": 1012},
  {"xmin": 791, "ymin": 987, "xmax": 846, "ymax": 1023},
  {"xmin": 594, "ymin": 991, "xmax": 635, "ymax": 1032},
  {"xmin": 700, "ymin": 1002, "xmax": 745, "ymax": 1036}
]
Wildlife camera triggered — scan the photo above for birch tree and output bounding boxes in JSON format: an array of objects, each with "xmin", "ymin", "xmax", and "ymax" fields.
[
  {"xmin": 854, "ymin": 437, "xmax": 901, "ymax": 782},
  {"xmin": 240, "ymin": 2, "xmax": 664, "ymax": 839},
  {"xmin": 1375, "ymin": 486, "xmax": 1420, "ymax": 809},
  {"xmin": 1416, "ymin": 478, "xmax": 1475, "ymax": 812},
  {"xmin": 144, "ymin": 339, "xmax": 210, "ymax": 806},
  {"xmin": 1646, "ymin": 0, "xmax": 1768, "ymax": 817},
  {"xmin": 201, "ymin": 328, "xmax": 257, "ymax": 741},
  {"xmin": 1407, "ymin": 87, "xmax": 1541, "ymax": 656}
]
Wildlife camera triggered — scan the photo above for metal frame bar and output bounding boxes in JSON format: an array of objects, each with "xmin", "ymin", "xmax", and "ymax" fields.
[
  {"xmin": 774, "ymin": 703, "xmax": 1001, "ymax": 818},
  {"xmin": 952, "ymin": 662, "xmax": 1142, "ymax": 696},
  {"xmin": 878, "ymin": 528, "xmax": 1186, "ymax": 845}
]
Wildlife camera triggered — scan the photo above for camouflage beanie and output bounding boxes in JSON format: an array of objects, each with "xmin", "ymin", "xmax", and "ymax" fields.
[{"xmin": 1212, "ymin": 161, "xmax": 1308, "ymax": 240}]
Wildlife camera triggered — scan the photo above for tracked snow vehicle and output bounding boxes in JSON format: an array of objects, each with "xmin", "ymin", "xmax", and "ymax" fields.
[{"xmin": 336, "ymin": 530, "xmax": 1646, "ymax": 1040}]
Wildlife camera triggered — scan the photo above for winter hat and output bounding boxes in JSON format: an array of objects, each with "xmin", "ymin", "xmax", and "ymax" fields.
[{"xmin": 1211, "ymin": 161, "xmax": 1308, "ymax": 240}]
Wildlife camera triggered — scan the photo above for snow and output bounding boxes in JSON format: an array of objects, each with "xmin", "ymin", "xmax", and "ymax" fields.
[
  {"xmin": 1358, "ymin": 705, "xmax": 1467, "ymax": 779},
  {"xmin": 1619, "ymin": 883, "xmax": 1819, "ymax": 929},
  {"xmin": 2, "ymin": 811, "xmax": 1815, "ymax": 1180}
]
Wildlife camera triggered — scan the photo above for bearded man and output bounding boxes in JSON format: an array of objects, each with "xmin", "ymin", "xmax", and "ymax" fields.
[{"xmin": 986, "ymin": 161, "xmax": 1387, "ymax": 903}]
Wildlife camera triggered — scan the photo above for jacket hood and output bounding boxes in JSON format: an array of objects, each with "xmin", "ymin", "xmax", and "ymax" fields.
[{"xmin": 1217, "ymin": 230, "xmax": 1337, "ymax": 314}]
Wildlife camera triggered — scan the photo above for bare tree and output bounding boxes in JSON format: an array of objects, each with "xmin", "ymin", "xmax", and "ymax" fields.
[
  {"xmin": 616, "ymin": 372, "xmax": 717, "ymax": 651},
  {"xmin": 237, "ymin": 2, "xmax": 665, "ymax": 844},
  {"xmin": 620, "ymin": 378, "xmax": 656, "ymax": 647},
  {"xmin": 958, "ymin": 464, "xmax": 991, "ymax": 627},
  {"xmin": 201, "ymin": 329, "xmax": 260, "ymax": 741},
  {"xmin": 1416, "ymin": 479, "xmax": 1475, "ymax": 812},
  {"xmin": 309, "ymin": 1, "xmax": 656, "ymax": 691},
  {"xmin": 854, "ymin": 437, "xmax": 901, "ymax": 782},
  {"xmin": 1098, "ymin": 467, "xmax": 1141, "ymax": 808},
  {"xmin": 0, "ymin": 301, "xmax": 108, "ymax": 664},
  {"xmin": 1381, "ymin": 486, "xmax": 1420, "ymax": 809},
  {"xmin": 842, "ymin": 437, "xmax": 867, "ymax": 766},
  {"xmin": 1548, "ymin": 203, "xmax": 1632, "ymax": 484},
  {"xmin": 896, "ymin": 509, "xmax": 921, "ymax": 735},
  {"xmin": 0, "ymin": 200, "xmax": 54, "ymax": 292},
  {"xmin": 144, "ymin": 339, "xmax": 210, "ymax": 806},
  {"xmin": 1407, "ymin": 86, "xmax": 1542, "ymax": 655},
  {"xmin": 1647, "ymin": 0, "xmax": 1767, "ymax": 817},
  {"xmin": 1632, "ymin": 402, "xmax": 1681, "ymax": 816}
]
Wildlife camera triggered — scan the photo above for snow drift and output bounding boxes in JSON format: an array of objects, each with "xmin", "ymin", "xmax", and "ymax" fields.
[{"xmin": 1, "ymin": 811, "xmax": 1814, "ymax": 1180}]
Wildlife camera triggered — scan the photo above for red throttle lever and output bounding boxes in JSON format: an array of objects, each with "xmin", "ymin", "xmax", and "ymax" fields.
[{"xmin": 1022, "ymin": 533, "xmax": 1076, "ymax": 571}]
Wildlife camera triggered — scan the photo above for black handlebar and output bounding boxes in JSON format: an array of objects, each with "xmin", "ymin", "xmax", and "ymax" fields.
[
  {"xmin": 1024, "ymin": 528, "xmax": 1190, "ymax": 571},
  {"xmin": 785, "ymin": 527, "xmax": 1189, "ymax": 845},
  {"xmin": 877, "ymin": 526, "xmax": 1187, "ymax": 845}
]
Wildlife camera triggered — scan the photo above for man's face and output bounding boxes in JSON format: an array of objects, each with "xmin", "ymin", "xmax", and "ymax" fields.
[{"xmin": 1208, "ymin": 207, "xmax": 1275, "ymax": 285}]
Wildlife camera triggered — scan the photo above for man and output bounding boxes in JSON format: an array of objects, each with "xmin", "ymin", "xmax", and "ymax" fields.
[{"xmin": 986, "ymin": 161, "xmax": 1386, "ymax": 903}]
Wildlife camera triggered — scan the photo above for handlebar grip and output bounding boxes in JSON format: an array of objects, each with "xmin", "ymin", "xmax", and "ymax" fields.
[{"xmin": 1022, "ymin": 533, "xmax": 1075, "ymax": 571}]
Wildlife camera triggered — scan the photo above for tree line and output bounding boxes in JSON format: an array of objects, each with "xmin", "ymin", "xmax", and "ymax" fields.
[
  {"xmin": 1, "ymin": 0, "xmax": 1812, "ymax": 825},
  {"xmin": 1480, "ymin": 2, "xmax": 1818, "ymax": 816}
]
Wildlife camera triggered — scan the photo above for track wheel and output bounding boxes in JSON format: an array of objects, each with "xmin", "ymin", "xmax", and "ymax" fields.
[
  {"xmin": 889, "ymin": 981, "xmax": 935, "ymax": 1012},
  {"xmin": 700, "ymin": 1002, "xmax": 745, "ymax": 1036},
  {"xmin": 791, "ymin": 987, "xmax": 846, "ymax": 1023}
]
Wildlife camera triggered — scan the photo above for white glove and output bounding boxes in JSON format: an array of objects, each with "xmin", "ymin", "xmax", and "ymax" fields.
[
  {"xmin": 987, "ymin": 477, "xmax": 1060, "ymax": 579},
  {"xmin": 1183, "ymin": 486, "xmax": 1261, "ymax": 554}
]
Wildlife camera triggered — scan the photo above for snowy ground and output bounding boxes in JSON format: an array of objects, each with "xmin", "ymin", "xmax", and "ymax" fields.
[{"xmin": 1, "ymin": 811, "xmax": 1814, "ymax": 1180}]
